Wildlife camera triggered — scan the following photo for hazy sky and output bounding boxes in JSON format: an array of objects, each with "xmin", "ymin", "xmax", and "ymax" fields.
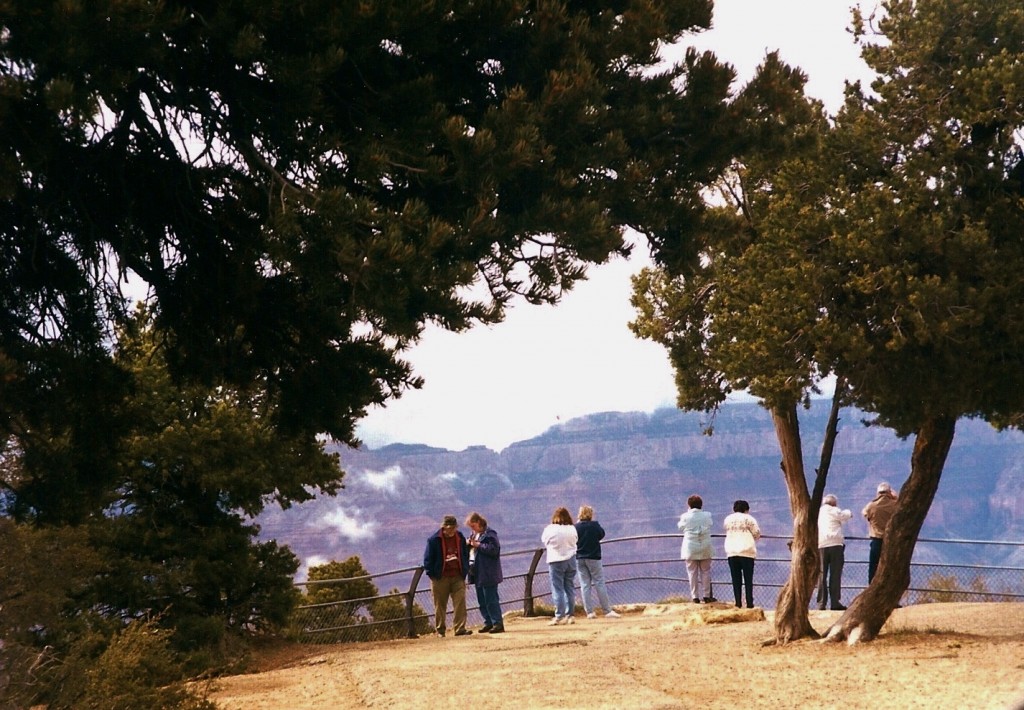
[{"xmin": 356, "ymin": 0, "xmax": 876, "ymax": 452}]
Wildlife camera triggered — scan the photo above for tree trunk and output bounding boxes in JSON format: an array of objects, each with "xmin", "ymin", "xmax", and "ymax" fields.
[
  {"xmin": 770, "ymin": 403, "xmax": 820, "ymax": 643},
  {"xmin": 823, "ymin": 414, "xmax": 957, "ymax": 644}
]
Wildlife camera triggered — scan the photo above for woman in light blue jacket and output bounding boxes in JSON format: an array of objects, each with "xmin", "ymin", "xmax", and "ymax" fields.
[{"xmin": 677, "ymin": 494, "xmax": 714, "ymax": 603}]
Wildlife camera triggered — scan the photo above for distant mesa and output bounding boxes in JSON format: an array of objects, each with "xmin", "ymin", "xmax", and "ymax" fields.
[{"xmin": 268, "ymin": 400, "xmax": 1024, "ymax": 577}]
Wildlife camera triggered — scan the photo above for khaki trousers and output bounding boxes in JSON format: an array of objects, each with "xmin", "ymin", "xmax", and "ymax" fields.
[{"xmin": 430, "ymin": 576, "xmax": 467, "ymax": 634}]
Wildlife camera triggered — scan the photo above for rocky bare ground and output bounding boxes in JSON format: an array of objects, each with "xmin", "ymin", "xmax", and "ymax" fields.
[{"xmin": 209, "ymin": 602, "xmax": 1024, "ymax": 709}]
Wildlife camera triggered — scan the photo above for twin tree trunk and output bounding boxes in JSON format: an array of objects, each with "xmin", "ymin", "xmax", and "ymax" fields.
[
  {"xmin": 823, "ymin": 414, "xmax": 956, "ymax": 643},
  {"xmin": 768, "ymin": 396, "xmax": 955, "ymax": 645}
]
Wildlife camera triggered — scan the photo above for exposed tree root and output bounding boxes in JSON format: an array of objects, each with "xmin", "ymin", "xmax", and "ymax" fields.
[{"xmin": 822, "ymin": 622, "xmax": 873, "ymax": 645}]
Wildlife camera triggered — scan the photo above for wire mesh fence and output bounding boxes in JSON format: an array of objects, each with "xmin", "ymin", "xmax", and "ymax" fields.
[{"xmin": 290, "ymin": 533, "xmax": 1024, "ymax": 643}]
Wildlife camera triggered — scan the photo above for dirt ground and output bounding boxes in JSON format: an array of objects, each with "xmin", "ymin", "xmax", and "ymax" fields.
[{"xmin": 209, "ymin": 602, "xmax": 1024, "ymax": 710}]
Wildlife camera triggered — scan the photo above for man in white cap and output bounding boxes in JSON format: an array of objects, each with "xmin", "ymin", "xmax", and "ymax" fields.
[
  {"xmin": 817, "ymin": 494, "xmax": 853, "ymax": 610},
  {"xmin": 863, "ymin": 482, "xmax": 899, "ymax": 584}
]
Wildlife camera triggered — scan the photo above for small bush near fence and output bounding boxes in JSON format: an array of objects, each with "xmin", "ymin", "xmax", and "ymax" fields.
[
  {"xmin": 911, "ymin": 573, "xmax": 1019, "ymax": 604},
  {"xmin": 289, "ymin": 557, "xmax": 431, "ymax": 643}
]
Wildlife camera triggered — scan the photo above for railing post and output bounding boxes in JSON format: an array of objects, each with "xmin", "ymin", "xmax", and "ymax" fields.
[
  {"xmin": 523, "ymin": 548, "xmax": 545, "ymax": 617},
  {"xmin": 406, "ymin": 567, "xmax": 425, "ymax": 638}
]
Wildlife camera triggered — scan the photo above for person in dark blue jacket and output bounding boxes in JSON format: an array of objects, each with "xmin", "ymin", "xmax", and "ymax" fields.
[
  {"xmin": 466, "ymin": 511, "xmax": 505, "ymax": 633},
  {"xmin": 575, "ymin": 505, "xmax": 620, "ymax": 618},
  {"xmin": 423, "ymin": 514, "xmax": 471, "ymax": 637}
]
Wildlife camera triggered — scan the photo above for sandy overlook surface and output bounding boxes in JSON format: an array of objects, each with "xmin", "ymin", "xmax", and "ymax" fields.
[{"xmin": 210, "ymin": 602, "xmax": 1024, "ymax": 710}]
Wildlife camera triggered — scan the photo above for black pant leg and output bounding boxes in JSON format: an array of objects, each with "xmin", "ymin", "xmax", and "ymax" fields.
[
  {"xmin": 727, "ymin": 556, "xmax": 743, "ymax": 607},
  {"xmin": 741, "ymin": 557, "xmax": 755, "ymax": 607}
]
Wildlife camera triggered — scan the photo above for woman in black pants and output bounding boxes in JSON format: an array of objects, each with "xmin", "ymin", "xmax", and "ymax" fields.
[{"xmin": 722, "ymin": 500, "xmax": 761, "ymax": 608}]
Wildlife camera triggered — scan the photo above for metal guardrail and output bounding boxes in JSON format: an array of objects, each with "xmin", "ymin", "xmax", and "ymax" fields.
[{"xmin": 290, "ymin": 533, "xmax": 1024, "ymax": 643}]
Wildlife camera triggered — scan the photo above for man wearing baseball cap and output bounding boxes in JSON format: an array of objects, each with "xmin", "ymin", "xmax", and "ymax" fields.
[
  {"xmin": 423, "ymin": 514, "xmax": 472, "ymax": 637},
  {"xmin": 863, "ymin": 482, "xmax": 899, "ymax": 584}
]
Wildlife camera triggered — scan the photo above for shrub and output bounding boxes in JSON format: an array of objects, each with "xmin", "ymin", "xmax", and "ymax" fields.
[
  {"xmin": 288, "ymin": 558, "xmax": 431, "ymax": 642},
  {"xmin": 914, "ymin": 573, "xmax": 999, "ymax": 604},
  {"xmin": 33, "ymin": 619, "xmax": 215, "ymax": 710}
]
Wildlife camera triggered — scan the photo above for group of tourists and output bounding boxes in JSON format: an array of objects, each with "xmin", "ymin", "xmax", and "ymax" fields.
[
  {"xmin": 422, "ymin": 504, "xmax": 620, "ymax": 637},
  {"xmin": 540, "ymin": 505, "xmax": 622, "ymax": 625},
  {"xmin": 677, "ymin": 495, "xmax": 761, "ymax": 608},
  {"xmin": 423, "ymin": 481, "xmax": 900, "ymax": 636},
  {"xmin": 681, "ymin": 481, "xmax": 899, "ymax": 612},
  {"xmin": 422, "ymin": 512, "xmax": 505, "ymax": 637}
]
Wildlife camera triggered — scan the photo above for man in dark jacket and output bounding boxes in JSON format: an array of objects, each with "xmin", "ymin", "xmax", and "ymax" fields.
[
  {"xmin": 575, "ymin": 505, "xmax": 619, "ymax": 618},
  {"xmin": 422, "ymin": 514, "xmax": 471, "ymax": 637}
]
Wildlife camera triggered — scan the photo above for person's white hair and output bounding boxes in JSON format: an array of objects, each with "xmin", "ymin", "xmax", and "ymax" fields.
[
  {"xmin": 823, "ymin": 494, "xmax": 838, "ymax": 506},
  {"xmin": 877, "ymin": 482, "xmax": 892, "ymax": 494}
]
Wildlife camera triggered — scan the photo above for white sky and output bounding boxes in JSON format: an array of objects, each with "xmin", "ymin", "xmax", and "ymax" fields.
[{"xmin": 356, "ymin": 0, "xmax": 876, "ymax": 452}]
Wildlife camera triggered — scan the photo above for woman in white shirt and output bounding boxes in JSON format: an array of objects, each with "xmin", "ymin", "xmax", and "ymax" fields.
[
  {"xmin": 541, "ymin": 506, "xmax": 578, "ymax": 625},
  {"xmin": 723, "ymin": 500, "xmax": 761, "ymax": 609}
]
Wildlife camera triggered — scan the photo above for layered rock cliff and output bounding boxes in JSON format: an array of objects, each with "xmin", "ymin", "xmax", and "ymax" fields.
[{"xmin": 256, "ymin": 400, "xmax": 1024, "ymax": 576}]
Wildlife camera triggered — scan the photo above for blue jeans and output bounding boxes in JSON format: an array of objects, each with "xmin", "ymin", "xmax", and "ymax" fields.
[
  {"xmin": 577, "ymin": 557, "xmax": 612, "ymax": 614},
  {"xmin": 548, "ymin": 557, "xmax": 577, "ymax": 619},
  {"xmin": 868, "ymin": 537, "xmax": 883, "ymax": 583},
  {"xmin": 475, "ymin": 584, "xmax": 502, "ymax": 627}
]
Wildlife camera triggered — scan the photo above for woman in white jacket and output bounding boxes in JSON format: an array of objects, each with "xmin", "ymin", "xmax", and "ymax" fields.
[
  {"xmin": 677, "ymin": 494, "xmax": 714, "ymax": 603},
  {"xmin": 541, "ymin": 506, "xmax": 578, "ymax": 625},
  {"xmin": 723, "ymin": 500, "xmax": 761, "ymax": 608}
]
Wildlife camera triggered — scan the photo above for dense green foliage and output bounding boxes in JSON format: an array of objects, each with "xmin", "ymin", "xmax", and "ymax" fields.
[
  {"xmin": 826, "ymin": 0, "xmax": 1024, "ymax": 432},
  {"xmin": 630, "ymin": 51, "xmax": 831, "ymax": 415},
  {"xmin": 634, "ymin": 0, "xmax": 1024, "ymax": 427},
  {"xmin": 0, "ymin": 0, "xmax": 733, "ymax": 478},
  {"xmin": 2, "ymin": 1, "xmax": 746, "ymax": 694},
  {"xmin": 632, "ymin": 0, "xmax": 1024, "ymax": 641},
  {"xmin": 64, "ymin": 620, "xmax": 217, "ymax": 710},
  {"xmin": 0, "ymin": 523, "xmax": 213, "ymax": 708},
  {"xmin": 0, "ymin": 519, "xmax": 106, "ymax": 705},
  {"xmin": 86, "ymin": 310, "xmax": 323, "ymax": 645},
  {"xmin": 1, "ymin": 312, "xmax": 331, "ymax": 702}
]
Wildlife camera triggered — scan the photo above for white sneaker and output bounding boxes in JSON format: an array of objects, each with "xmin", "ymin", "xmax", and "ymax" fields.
[
  {"xmin": 547, "ymin": 617, "xmax": 565, "ymax": 626},
  {"xmin": 604, "ymin": 610, "xmax": 621, "ymax": 618},
  {"xmin": 566, "ymin": 616, "xmax": 575, "ymax": 624},
  {"xmin": 586, "ymin": 612, "xmax": 596, "ymax": 619}
]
